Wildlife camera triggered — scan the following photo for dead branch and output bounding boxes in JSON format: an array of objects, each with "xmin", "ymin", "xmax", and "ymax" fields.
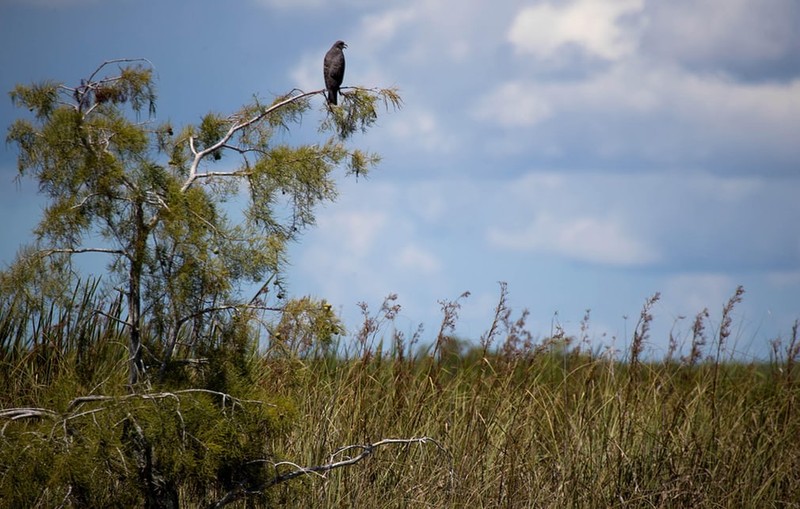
[
  {"xmin": 41, "ymin": 247, "xmax": 127, "ymax": 257},
  {"xmin": 85, "ymin": 58, "xmax": 155, "ymax": 84},
  {"xmin": 0, "ymin": 407, "xmax": 59, "ymax": 421},
  {"xmin": 208, "ymin": 436, "xmax": 450, "ymax": 509},
  {"xmin": 1, "ymin": 389, "xmax": 270, "ymax": 441},
  {"xmin": 66, "ymin": 389, "xmax": 270, "ymax": 412},
  {"xmin": 0, "ymin": 408, "xmax": 60, "ymax": 436}
]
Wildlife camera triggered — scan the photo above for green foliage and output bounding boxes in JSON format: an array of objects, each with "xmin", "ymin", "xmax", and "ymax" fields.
[
  {"xmin": 0, "ymin": 281, "xmax": 298, "ymax": 507},
  {"xmin": 198, "ymin": 113, "xmax": 226, "ymax": 160},
  {"xmin": 269, "ymin": 297, "xmax": 344, "ymax": 357},
  {"xmin": 1, "ymin": 57, "xmax": 405, "ymax": 507},
  {"xmin": 0, "ymin": 390, "xmax": 294, "ymax": 507},
  {"xmin": 321, "ymin": 87, "xmax": 402, "ymax": 141},
  {"xmin": 5, "ymin": 59, "xmax": 400, "ymax": 385},
  {"xmin": 2, "ymin": 277, "xmax": 800, "ymax": 507},
  {"xmin": 5, "ymin": 56, "xmax": 799, "ymax": 509},
  {"xmin": 9, "ymin": 81, "xmax": 59, "ymax": 120}
]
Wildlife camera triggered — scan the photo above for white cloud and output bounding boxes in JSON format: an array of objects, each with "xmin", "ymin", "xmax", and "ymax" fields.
[
  {"xmin": 377, "ymin": 0, "xmax": 511, "ymax": 65},
  {"xmin": 288, "ymin": 170, "xmax": 796, "ymax": 352},
  {"xmin": 359, "ymin": 8, "xmax": 416, "ymax": 49},
  {"xmin": 674, "ymin": 73, "xmax": 800, "ymax": 149},
  {"xmin": 4, "ymin": 0, "xmax": 800, "ymax": 359},
  {"xmin": 386, "ymin": 107, "xmax": 457, "ymax": 153},
  {"xmin": 474, "ymin": 61, "xmax": 800, "ymax": 166},
  {"xmin": 506, "ymin": 63, "xmax": 751, "ymax": 120},
  {"xmin": 661, "ymin": 273, "xmax": 738, "ymax": 320},
  {"xmin": 288, "ymin": 180, "xmax": 456, "ymax": 331},
  {"xmin": 508, "ymin": 0, "xmax": 644, "ymax": 61},
  {"xmin": 316, "ymin": 210, "xmax": 387, "ymax": 256},
  {"xmin": 405, "ymin": 181, "xmax": 447, "ymax": 223},
  {"xmin": 475, "ymin": 81, "xmax": 553, "ymax": 127},
  {"xmin": 294, "ymin": 206, "xmax": 392, "ymax": 307},
  {"xmin": 767, "ymin": 271, "xmax": 800, "ymax": 289},
  {"xmin": 392, "ymin": 244, "xmax": 441, "ymax": 274},
  {"xmin": 288, "ymin": 53, "xmax": 320, "ymax": 93},
  {"xmin": 474, "ymin": 62, "xmax": 662, "ymax": 130},
  {"xmin": 479, "ymin": 169, "xmax": 800, "ymax": 271},
  {"xmin": 488, "ymin": 212, "xmax": 659, "ymax": 267},
  {"xmin": 282, "ymin": 0, "xmax": 798, "ymax": 174},
  {"xmin": 640, "ymin": 0, "xmax": 800, "ymax": 79}
]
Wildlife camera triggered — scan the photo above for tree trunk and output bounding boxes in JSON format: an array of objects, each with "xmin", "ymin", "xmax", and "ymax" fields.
[{"xmin": 128, "ymin": 201, "xmax": 147, "ymax": 386}]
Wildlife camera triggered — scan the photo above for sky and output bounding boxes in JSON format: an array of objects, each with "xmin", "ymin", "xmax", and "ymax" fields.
[{"xmin": 1, "ymin": 0, "xmax": 799, "ymax": 359}]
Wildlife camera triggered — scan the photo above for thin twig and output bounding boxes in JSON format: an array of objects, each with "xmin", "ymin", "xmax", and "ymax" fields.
[{"xmin": 86, "ymin": 58, "xmax": 155, "ymax": 84}]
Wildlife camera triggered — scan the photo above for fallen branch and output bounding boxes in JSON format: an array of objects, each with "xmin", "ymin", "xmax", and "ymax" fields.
[
  {"xmin": 0, "ymin": 389, "xmax": 268, "ymax": 424},
  {"xmin": 208, "ymin": 436, "xmax": 450, "ymax": 509},
  {"xmin": 67, "ymin": 388, "xmax": 270, "ymax": 412},
  {"xmin": 0, "ymin": 407, "xmax": 59, "ymax": 420},
  {"xmin": 0, "ymin": 407, "xmax": 60, "ymax": 436}
]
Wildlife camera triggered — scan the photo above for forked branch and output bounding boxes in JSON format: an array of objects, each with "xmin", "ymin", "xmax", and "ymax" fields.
[{"xmin": 181, "ymin": 89, "xmax": 324, "ymax": 193}]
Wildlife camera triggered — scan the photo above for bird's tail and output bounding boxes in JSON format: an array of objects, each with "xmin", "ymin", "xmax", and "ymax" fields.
[{"xmin": 327, "ymin": 89, "xmax": 338, "ymax": 106}]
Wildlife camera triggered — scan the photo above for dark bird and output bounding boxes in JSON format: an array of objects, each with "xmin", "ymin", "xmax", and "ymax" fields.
[{"xmin": 323, "ymin": 40, "xmax": 347, "ymax": 105}]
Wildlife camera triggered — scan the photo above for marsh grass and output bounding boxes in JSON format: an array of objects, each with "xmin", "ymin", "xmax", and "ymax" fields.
[
  {"xmin": 1, "ymin": 283, "xmax": 799, "ymax": 507},
  {"xmin": 265, "ymin": 287, "xmax": 800, "ymax": 508}
]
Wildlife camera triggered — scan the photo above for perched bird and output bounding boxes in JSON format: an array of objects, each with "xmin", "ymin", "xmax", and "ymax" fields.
[{"xmin": 323, "ymin": 40, "xmax": 347, "ymax": 105}]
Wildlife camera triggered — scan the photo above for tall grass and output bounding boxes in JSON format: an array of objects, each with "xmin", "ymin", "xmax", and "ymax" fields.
[
  {"xmin": 1, "ymin": 283, "xmax": 799, "ymax": 507},
  {"xmin": 0, "ymin": 278, "xmax": 129, "ymax": 403},
  {"xmin": 266, "ymin": 352, "xmax": 799, "ymax": 507},
  {"xmin": 260, "ymin": 288, "xmax": 800, "ymax": 508}
]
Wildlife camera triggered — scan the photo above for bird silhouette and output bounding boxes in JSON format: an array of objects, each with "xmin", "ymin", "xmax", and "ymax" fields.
[{"xmin": 323, "ymin": 40, "xmax": 347, "ymax": 105}]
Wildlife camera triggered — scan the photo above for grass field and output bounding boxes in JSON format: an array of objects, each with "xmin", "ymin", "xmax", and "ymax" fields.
[{"xmin": 1, "ymin": 283, "xmax": 798, "ymax": 507}]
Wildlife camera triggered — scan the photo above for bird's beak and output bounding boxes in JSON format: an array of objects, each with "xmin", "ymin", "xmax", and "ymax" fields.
[{"xmin": 343, "ymin": 42, "xmax": 348, "ymax": 49}]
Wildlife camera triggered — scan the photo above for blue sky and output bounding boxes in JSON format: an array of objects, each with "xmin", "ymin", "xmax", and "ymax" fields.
[{"xmin": 1, "ymin": 0, "xmax": 799, "ymax": 359}]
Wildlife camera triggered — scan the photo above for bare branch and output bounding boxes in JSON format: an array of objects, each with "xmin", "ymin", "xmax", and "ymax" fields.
[
  {"xmin": 208, "ymin": 437, "xmax": 449, "ymax": 509},
  {"xmin": 220, "ymin": 144, "xmax": 268, "ymax": 157},
  {"xmin": 86, "ymin": 58, "xmax": 155, "ymax": 84},
  {"xmin": 0, "ymin": 408, "xmax": 59, "ymax": 421},
  {"xmin": 170, "ymin": 358, "xmax": 209, "ymax": 367},
  {"xmin": 69, "ymin": 193, "xmax": 103, "ymax": 210},
  {"xmin": 66, "ymin": 389, "xmax": 270, "ymax": 412},
  {"xmin": 176, "ymin": 303, "xmax": 281, "ymax": 330},
  {"xmin": 0, "ymin": 408, "xmax": 60, "ymax": 436},
  {"xmin": 145, "ymin": 191, "xmax": 170, "ymax": 211},
  {"xmin": 0, "ymin": 390, "xmax": 269, "ymax": 436},
  {"xmin": 41, "ymin": 247, "xmax": 127, "ymax": 257},
  {"xmin": 187, "ymin": 169, "xmax": 253, "ymax": 182},
  {"xmin": 181, "ymin": 88, "xmax": 324, "ymax": 193}
]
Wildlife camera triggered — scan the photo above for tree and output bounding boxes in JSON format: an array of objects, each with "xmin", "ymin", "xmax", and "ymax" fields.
[{"xmin": 6, "ymin": 58, "xmax": 400, "ymax": 386}]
